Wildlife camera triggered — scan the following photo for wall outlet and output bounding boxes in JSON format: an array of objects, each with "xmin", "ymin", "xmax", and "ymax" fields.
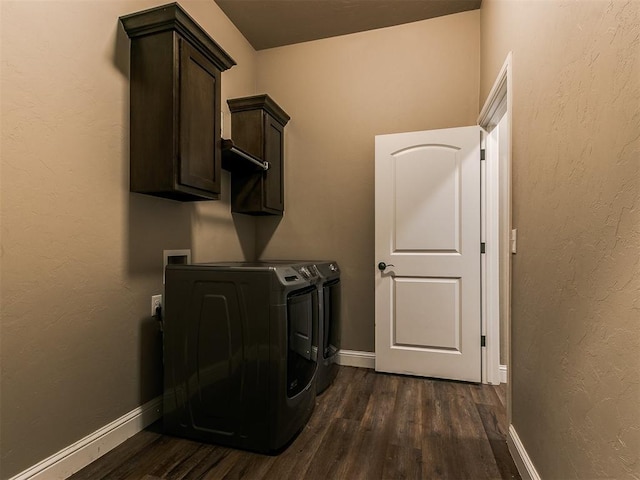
[
  {"xmin": 151, "ymin": 294, "xmax": 162, "ymax": 316},
  {"xmin": 511, "ymin": 228, "xmax": 517, "ymax": 254}
]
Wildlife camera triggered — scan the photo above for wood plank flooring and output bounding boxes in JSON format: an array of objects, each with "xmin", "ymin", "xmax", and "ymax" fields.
[{"xmin": 69, "ymin": 366, "xmax": 520, "ymax": 480}]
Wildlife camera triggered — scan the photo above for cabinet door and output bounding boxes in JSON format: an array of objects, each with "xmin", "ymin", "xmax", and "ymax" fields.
[
  {"xmin": 263, "ymin": 114, "xmax": 284, "ymax": 212},
  {"xmin": 178, "ymin": 39, "xmax": 221, "ymax": 195}
]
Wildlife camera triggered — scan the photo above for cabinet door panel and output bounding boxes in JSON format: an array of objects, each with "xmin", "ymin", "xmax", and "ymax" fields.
[
  {"xmin": 264, "ymin": 115, "xmax": 284, "ymax": 212},
  {"xmin": 179, "ymin": 39, "xmax": 221, "ymax": 194}
]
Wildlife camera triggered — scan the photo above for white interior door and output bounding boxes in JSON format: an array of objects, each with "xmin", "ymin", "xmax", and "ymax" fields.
[{"xmin": 375, "ymin": 126, "xmax": 481, "ymax": 382}]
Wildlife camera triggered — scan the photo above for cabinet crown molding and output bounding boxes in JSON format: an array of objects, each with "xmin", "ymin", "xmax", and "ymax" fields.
[
  {"xmin": 120, "ymin": 2, "xmax": 236, "ymax": 71},
  {"xmin": 228, "ymin": 94, "xmax": 291, "ymax": 127}
]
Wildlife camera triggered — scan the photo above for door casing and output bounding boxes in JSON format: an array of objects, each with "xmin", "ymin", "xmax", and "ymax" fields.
[{"xmin": 478, "ymin": 52, "xmax": 513, "ymax": 393}]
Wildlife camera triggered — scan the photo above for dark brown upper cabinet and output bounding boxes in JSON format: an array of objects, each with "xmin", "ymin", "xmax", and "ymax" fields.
[
  {"xmin": 121, "ymin": 3, "xmax": 235, "ymax": 201},
  {"xmin": 225, "ymin": 95, "xmax": 290, "ymax": 215}
]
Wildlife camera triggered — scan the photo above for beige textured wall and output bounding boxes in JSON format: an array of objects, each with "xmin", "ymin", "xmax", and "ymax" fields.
[
  {"xmin": 481, "ymin": 1, "xmax": 640, "ymax": 478},
  {"xmin": 0, "ymin": 1, "xmax": 256, "ymax": 477},
  {"xmin": 255, "ymin": 11, "xmax": 481, "ymax": 352}
]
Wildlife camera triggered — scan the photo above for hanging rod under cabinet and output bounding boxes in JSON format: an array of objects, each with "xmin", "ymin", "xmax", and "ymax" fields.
[
  {"xmin": 231, "ymin": 146, "xmax": 269, "ymax": 170},
  {"xmin": 221, "ymin": 139, "xmax": 269, "ymax": 172}
]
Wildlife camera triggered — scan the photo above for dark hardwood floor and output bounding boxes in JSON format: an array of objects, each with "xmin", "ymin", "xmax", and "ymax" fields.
[{"xmin": 69, "ymin": 366, "xmax": 520, "ymax": 480}]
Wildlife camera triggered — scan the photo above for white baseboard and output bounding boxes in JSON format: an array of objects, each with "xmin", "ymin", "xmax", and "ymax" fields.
[
  {"xmin": 507, "ymin": 424, "xmax": 541, "ymax": 480},
  {"xmin": 9, "ymin": 396, "xmax": 162, "ymax": 480},
  {"xmin": 336, "ymin": 349, "xmax": 375, "ymax": 369},
  {"xmin": 500, "ymin": 364, "xmax": 508, "ymax": 384}
]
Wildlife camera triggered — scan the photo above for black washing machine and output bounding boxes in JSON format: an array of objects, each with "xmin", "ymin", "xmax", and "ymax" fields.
[{"xmin": 163, "ymin": 262, "xmax": 318, "ymax": 452}]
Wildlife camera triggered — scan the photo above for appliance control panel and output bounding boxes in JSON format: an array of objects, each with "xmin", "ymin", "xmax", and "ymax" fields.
[
  {"xmin": 274, "ymin": 266, "xmax": 308, "ymax": 285},
  {"xmin": 293, "ymin": 264, "xmax": 323, "ymax": 282}
]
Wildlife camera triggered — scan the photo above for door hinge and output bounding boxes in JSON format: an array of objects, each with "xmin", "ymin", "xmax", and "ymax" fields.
[
  {"xmin": 480, "ymin": 149, "xmax": 486, "ymax": 161},
  {"xmin": 481, "ymin": 335, "xmax": 486, "ymax": 347},
  {"xmin": 481, "ymin": 242, "xmax": 486, "ymax": 254}
]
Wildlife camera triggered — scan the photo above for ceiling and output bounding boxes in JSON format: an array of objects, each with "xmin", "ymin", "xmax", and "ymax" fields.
[{"xmin": 214, "ymin": 0, "xmax": 482, "ymax": 50}]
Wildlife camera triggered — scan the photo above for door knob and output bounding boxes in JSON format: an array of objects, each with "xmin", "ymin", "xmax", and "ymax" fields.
[{"xmin": 378, "ymin": 262, "xmax": 395, "ymax": 271}]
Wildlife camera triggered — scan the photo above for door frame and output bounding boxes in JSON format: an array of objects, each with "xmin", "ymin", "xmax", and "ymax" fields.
[{"xmin": 478, "ymin": 53, "xmax": 513, "ymax": 400}]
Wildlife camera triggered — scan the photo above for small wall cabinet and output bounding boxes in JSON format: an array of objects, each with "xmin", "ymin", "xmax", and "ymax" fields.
[
  {"xmin": 225, "ymin": 95, "xmax": 290, "ymax": 215},
  {"xmin": 121, "ymin": 3, "xmax": 235, "ymax": 201}
]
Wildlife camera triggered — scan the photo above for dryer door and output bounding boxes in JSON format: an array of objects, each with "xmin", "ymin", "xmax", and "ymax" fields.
[
  {"xmin": 286, "ymin": 286, "xmax": 318, "ymax": 397},
  {"xmin": 323, "ymin": 279, "xmax": 341, "ymax": 359}
]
